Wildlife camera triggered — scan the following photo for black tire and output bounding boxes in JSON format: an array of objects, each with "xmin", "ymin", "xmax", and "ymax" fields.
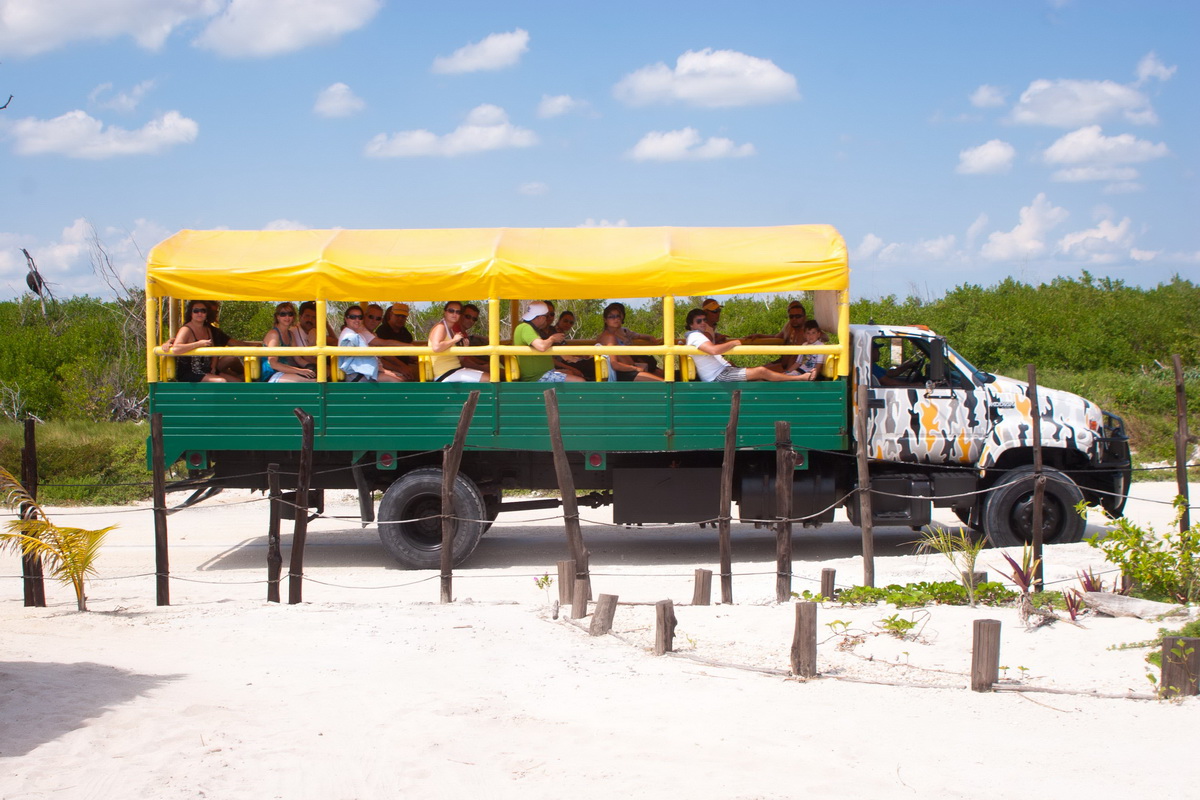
[
  {"xmin": 982, "ymin": 466, "xmax": 1085, "ymax": 547},
  {"xmin": 482, "ymin": 494, "xmax": 501, "ymax": 534},
  {"xmin": 953, "ymin": 505, "xmax": 980, "ymax": 531},
  {"xmin": 377, "ymin": 467, "xmax": 486, "ymax": 569}
]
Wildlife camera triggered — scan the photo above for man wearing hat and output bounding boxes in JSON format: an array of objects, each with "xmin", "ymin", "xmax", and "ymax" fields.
[
  {"xmin": 514, "ymin": 301, "xmax": 585, "ymax": 382},
  {"xmin": 701, "ymin": 298, "xmax": 728, "ymax": 344}
]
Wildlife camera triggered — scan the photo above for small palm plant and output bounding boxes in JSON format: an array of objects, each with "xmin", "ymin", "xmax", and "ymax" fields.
[
  {"xmin": 1, "ymin": 466, "xmax": 114, "ymax": 611},
  {"xmin": 911, "ymin": 525, "xmax": 988, "ymax": 606}
]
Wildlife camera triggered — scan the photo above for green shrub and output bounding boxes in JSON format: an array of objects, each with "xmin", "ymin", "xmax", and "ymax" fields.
[
  {"xmin": 0, "ymin": 421, "xmax": 154, "ymax": 505},
  {"xmin": 1087, "ymin": 502, "xmax": 1200, "ymax": 604}
]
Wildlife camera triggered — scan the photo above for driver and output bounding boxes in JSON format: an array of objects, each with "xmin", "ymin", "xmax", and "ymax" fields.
[{"xmin": 871, "ymin": 341, "xmax": 924, "ymax": 387}]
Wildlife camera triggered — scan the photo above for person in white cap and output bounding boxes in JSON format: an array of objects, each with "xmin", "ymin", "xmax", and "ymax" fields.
[{"xmin": 514, "ymin": 301, "xmax": 584, "ymax": 382}]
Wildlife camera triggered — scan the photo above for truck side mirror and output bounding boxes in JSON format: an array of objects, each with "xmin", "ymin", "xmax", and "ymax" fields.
[{"xmin": 927, "ymin": 338, "xmax": 947, "ymax": 385}]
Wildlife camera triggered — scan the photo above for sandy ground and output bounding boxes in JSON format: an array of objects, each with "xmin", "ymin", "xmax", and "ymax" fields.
[{"xmin": 2, "ymin": 481, "xmax": 1198, "ymax": 799}]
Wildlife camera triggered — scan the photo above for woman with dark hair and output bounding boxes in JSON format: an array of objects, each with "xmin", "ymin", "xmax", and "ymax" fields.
[
  {"xmin": 261, "ymin": 302, "xmax": 315, "ymax": 382},
  {"xmin": 429, "ymin": 301, "xmax": 488, "ymax": 382},
  {"xmin": 169, "ymin": 299, "xmax": 229, "ymax": 383},
  {"xmin": 598, "ymin": 302, "xmax": 662, "ymax": 382}
]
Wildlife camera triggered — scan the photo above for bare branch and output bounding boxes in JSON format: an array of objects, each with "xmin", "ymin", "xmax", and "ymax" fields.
[{"xmin": 0, "ymin": 95, "xmax": 12, "ymax": 110}]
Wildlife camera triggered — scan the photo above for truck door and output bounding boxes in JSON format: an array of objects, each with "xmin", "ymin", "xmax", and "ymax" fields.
[{"xmin": 864, "ymin": 335, "xmax": 990, "ymax": 465}]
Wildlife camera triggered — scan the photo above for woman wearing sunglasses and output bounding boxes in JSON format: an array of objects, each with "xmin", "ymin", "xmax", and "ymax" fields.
[
  {"xmin": 429, "ymin": 301, "xmax": 488, "ymax": 382},
  {"xmin": 168, "ymin": 299, "xmax": 229, "ymax": 383},
  {"xmin": 261, "ymin": 302, "xmax": 315, "ymax": 382}
]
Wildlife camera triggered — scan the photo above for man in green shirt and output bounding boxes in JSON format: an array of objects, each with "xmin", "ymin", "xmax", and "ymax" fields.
[{"xmin": 515, "ymin": 302, "xmax": 585, "ymax": 382}]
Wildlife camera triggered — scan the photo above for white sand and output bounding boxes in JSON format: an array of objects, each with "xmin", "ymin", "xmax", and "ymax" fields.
[{"xmin": 2, "ymin": 482, "xmax": 1197, "ymax": 799}]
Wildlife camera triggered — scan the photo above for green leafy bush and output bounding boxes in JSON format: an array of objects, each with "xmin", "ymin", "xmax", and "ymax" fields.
[{"xmin": 1087, "ymin": 501, "xmax": 1200, "ymax": 604}]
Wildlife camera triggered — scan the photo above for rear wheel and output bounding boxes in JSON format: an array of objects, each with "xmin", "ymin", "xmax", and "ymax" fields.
[
  {"xmin": 377, "ymin": 467, "xmax": 486, "ymax": 569},
  {"xmin": 982, "ymin": 466, "xmax": 1085, "ymax": 547}
]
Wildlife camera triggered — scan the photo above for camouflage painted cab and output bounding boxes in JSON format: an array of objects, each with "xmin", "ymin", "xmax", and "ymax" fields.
[{"xmin": 851, "ymin": 324, "xmax": 1130, "ymax": 547}]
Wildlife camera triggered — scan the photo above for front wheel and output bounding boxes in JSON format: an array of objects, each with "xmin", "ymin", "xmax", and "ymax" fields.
[
  {"xmin": 377, "ymin": 467, "xmax": 487, "ymax": 569},
  {"xmin": 982, "ymin": 466, "xmax": 1085, "ymax": 547}
]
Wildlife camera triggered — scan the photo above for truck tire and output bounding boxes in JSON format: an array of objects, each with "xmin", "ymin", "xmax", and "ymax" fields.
[
  {"xmin": 982, "ymin": 465, "xmax": 1085, "ymax": 548},
  {"xmin": 377, "ymin": 467, "xmax": 487, "ymax": 569}
]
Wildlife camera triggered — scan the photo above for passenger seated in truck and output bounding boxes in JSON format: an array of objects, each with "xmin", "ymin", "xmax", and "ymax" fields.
[
  {"xmin": 701, "ymin": 298, "xmax": 728, "ymax": 344},
  {"xmin": 338, "ymin": 307, "xmax": 403, "ymax": 382},
  {"xmin": 515, "ymin": 302, "xmax": 585, "ymax": 382},
  {"xmin": 685, "ymin": 309, "xmax": 804, "ymax": 382},
  {"xmin": 789, "ymin": 320, "xmax": 826, "ymax": 381},
  {"xmin": 599, "ymin": 302, "xmax": 662, "ymax": 381},
  {"xmin": 871, "ymin": 341, "xmax": 924, "ymax": 387},
  {"xmin": 369, "ymin": 303, "xmax": 418, "ymax": 381},
  {"xmin": 746, "ymin": 300, "xmax": 828, "ymax": 373},
  {"xmin": 428, "ymin": 301, "xmax": 489, "ymax": 382}
]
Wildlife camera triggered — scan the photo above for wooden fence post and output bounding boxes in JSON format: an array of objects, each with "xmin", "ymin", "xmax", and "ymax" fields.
[
  {"xmin": 1160, "ymin": 636, "xmax": 1200, "ymax": 698},
  {"xmin": 571, "ymin": 580, "xmax": 589, "ymax": 619},
  {"xmin": 590, "ymin": 594, "xmax": 619, "ymax": 636},
  {"xmin": 19, "ymin": 417, "xmax": 45, "ymax": 607},
  {"xmin": 1027, "ymin": 365, "xmax": 1045, "ymax": 591},
  {"xmin": 854, "ymin": 384, "xmax": 875, "ymax": 588},
  {"xmin": 774, "ymin": 420, "xmax": 794, "ymax": 603},
  {"xmin": 287, "ymin": 408, "xmax": 314, "ymax": 605},
  {"xmin": 718, "ymin": 391, "xmax": 741, "ymax": 604},
  {"xmin": 440, "ymin": 390, "xmax": 480, "ymax": 604},
  {"xmin": 971, "ymin": 619, "xmax": 1002, "ymax": 692},
  {"xmin": 266, "ymin": 462, "xmax": 282, "ymax": 603},
  {"xmin": 820, "ymin": 568, "xmax": 836, "ymax": 601},
  {"xmin": 654, "ymin": 599, "xmax": 676, "ymax": 655},
  {"xmin": 556, "ymin": 559, "xmax": 575, "ymax": 605},
  {"xmin": 692, "ymin": 568, "xmax": 712, "ymax": 605},
  {"xmin": 150, "ymin": 412, "xmax": 170, "ymax": 606},
  {"xmin": 1173, "ymin": 355, "xmax": 1192, "ymax": 534},
  {"xmin": 791, "ymin": 601, "xmax": 818, "ymax": 678},
  {"xmin": 544, "ymin": 389, "xmax": 591, "ymax": 599}
]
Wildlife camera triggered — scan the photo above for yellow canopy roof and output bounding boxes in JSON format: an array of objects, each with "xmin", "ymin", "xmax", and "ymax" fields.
[{"xmin": 145, "ymin": 225, "xmax": 848, "ymax": 301}]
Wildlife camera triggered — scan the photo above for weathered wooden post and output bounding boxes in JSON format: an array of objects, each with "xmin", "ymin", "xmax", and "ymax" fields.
[
  {"xmin": 971, "ymin": 618, "xmax": 1002, "ymax": 692},
  {"xmin": 774, "ymin": 420, "xmax": 794, "ymax": 603},
  {"xmin": 440, "ymin": 391, "xmax": 480, "ymax": 604},
  {"xmin": 590, "ymin": 594, "xmax": 619, "ymax": 636},
  {"xmin": 1160, "ymin": 636, "xmax": 1200, "ymax": 698},
  {"xmin": 692, "ymin": 568, "xmax": 712, "ymax": 605},
  {"xmin": 570, "ymin": 580, "xmax": 589, "ymax": 619},
  {"xmin": 1027, "ymin": 365, "xmax": 1045, "ymax": 591},
  {"xmin": 654, "ymin": 599, "xmax": 676, "ymax": 655},
  {"xmin": 556, "ymin": 559, "xmax": 575, "ymax": 605},
  {"xmin": 150, "ymin": 412, "xmax": 170, "ymax": 606},
  {"xmin": 287, "ymin": 408, "xmax": 314, "ymax": 605},
  {"xmin": 19, "ymin": 417, "xmax": 46, "ymax": 607},
  {"xmin": 820, "ymin": 568, "xmax": 836, "ymax": 601},
  {"xmin": 718, "ymin": 391, "xmax": 741, "ymax": 604},
  {"xmin": 544, "ymin": 389, "xmax": 591, "ymax": 599},
  {"xmin": 1173, "ymin": 355, "xmax": 1192, "ymax": 534},
  {"xmin": 854, "ymin": 384, "xmax": 876, "ymax": 587},
  {"xmin": 266, "ymin": 463, "xmax": 282, "ymax": 603},
  {"xmin": 791, "ymin": 601, "xmax": 818, "ymax": 678}
]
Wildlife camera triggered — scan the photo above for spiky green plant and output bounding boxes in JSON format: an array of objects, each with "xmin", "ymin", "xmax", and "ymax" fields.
[
  {"xmin": 0, "ymin": 466, "xmax": 114, "ymax": 611},
  {"xmin": 911, "ymin": 525, "xmax": 988, "ymax": 606}
]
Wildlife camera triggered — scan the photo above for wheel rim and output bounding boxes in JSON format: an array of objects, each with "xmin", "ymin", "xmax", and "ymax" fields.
[
  {"xmin": 401, "ymin": 494, "xmax": 448, "ymax": 550},
  {"xmin": 1009, "ymin": 491, "xmax": 1065, "ymax": 544}
]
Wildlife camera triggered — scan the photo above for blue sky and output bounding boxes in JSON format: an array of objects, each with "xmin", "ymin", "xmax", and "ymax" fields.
[{"xmin": 0, "ymin": 0, "xmax": 1196, "ymax": 301}]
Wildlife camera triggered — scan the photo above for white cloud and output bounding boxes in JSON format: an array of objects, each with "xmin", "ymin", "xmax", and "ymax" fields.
[
  {"xmin": 1051, "ymin": 166, "xmax": 1140, "ymax": 183},
  {"xmin": 431, "ymin": 28, "xmax": 529, "ymax": 74},
  {"xmin": 537, "ymin": 94, "xmax": 586, "ymax": 118},
  {"xmin": 518, "ymin": 181, "xmax": 549, "ymax": 196},
  {"xmin": 854, "ymin": 234, "xmax": 884, "ymax": 260},
  {"xmin": 0, "ymin": 0, "xmax": 218, "ymax": 56},
  {"xmin": 194, "ymin": 0, "xmax": 380, "ymax": 58},
  {"xmin": 614, "ymin": 48, "xmax": 799, "ymax": 108},
  {"xmin": 1057, "ymin": 217, "xmax": 1134, "ymax": 263},
  {"xmin": 956, "ymin": 139, "xmax": 1015, "ymax": 175},
  {"xmin": 980, "ymin": 193, "xmax": 1069, "ymax": 261},
  {"xmin": 314, "ymin": 82, "xmax": 365, "ymax": 117},
  {"xmin": 1134, "ymin": 51, "xmax": 1176, "ymax": 86},
  {"xmin": 1103, "ymin": 181, "xmax": 1144, "ymax": 195},
  {"xmin": 1043, "ymin": 125, "xmax": 1168, "ymax": 165},
  {"xmin": 263, "ymin": 219, "xmax": 307, "ymax": 230},
  {"xmin": 10, "ymin": 110, "xmax": 198, "ymax": 158},
  {"xmin": 627, "ymin": 128, "xmax": 755, "ymax": 161},
  {"xmin": 578, "ymin": 218, "xmax": 628, "ymax": 228},
  {"xmin": 968, "ymin": 84, "xmax": 1006, "ymax": 108},
  {"xmin": 1010, "ymin": 79, "xmax": 1157, "ymax": 127},
  {"xmin": 1130, "ymin": 248, "xmax": 1159, "ymax": 262},
  {"xmin": 364, "ymin": 104, "xmax": 537, "ymax": 158},
  {"xmin": 965, "ymin": 213, "xmax": 989, "ymax": 247},
  {"xmin": 89, "ymin": 80, "xmax": 157, "ymax": 112}
]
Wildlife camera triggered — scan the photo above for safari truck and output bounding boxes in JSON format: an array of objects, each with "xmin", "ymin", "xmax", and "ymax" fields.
[{"xmin": 144, "ymin": 225, "xmax": 1130, "ymax": 567}]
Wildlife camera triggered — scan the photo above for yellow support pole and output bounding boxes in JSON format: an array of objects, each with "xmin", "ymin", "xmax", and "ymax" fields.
[
  {"xmin": 489, "ymin": 299, "xmax": 502, "ymax": 382},
  {"xmin": 145, "ymin": 295, "xmax": 159, "ymax": 383},
  {"xmin": 837, "ymin": 287, "xmax": 851, "ymax": 377},
  {"xmin": 662, "ymin": 295, "xmax": 675, "ymax": 382},
  {"xmin": 316, "ymin": 301, "xmax": 328, "ymax": 383}
]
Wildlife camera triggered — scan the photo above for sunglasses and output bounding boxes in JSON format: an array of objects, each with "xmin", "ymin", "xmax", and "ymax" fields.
[
  {"xmin": 605, "ymin": 313, "xmax": 623, "ymax": 319},
  {"xmin": 346, "ymin": 313, "xmax": 363, "ymax": 320},
  {"xmin": 789, "ymin": 314, "xmax": 806, "ymax": 320},
  {"xmin": 463, "ymin": 314, "xmax": 478, "ymax": 322},
  {"xmin": 445, "ymin": 308, "xmax": 463, "ymax": 314},
  {"xmin": 278, "ymin": 310, "xmax": 295, "ymax": 317},
  {"xmin": 191, "ymin": 307, "xmax": 208, "ymax": 314}
]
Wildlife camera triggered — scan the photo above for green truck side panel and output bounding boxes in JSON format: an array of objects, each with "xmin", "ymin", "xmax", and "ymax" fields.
[{"xmin": 148, "ymin": 381, "xmax": 849, "ymax": 464}]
